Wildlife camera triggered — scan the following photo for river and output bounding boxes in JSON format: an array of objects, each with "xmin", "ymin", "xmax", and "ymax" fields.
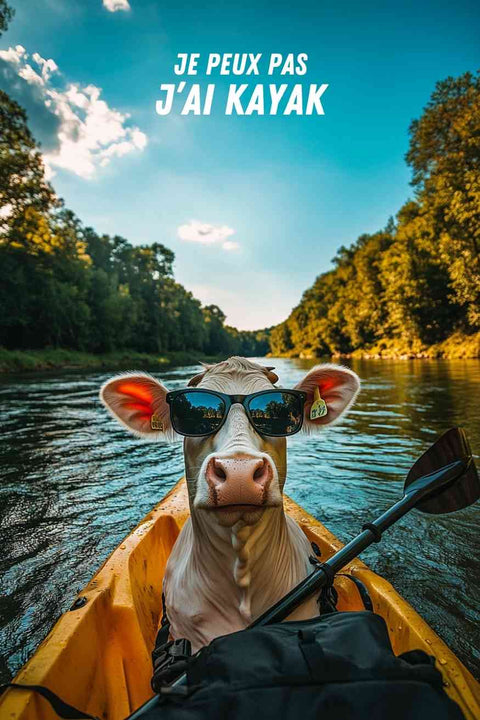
[{"xmin": 1, "ymin": 357, "xmax": 479, "ymax": 682}]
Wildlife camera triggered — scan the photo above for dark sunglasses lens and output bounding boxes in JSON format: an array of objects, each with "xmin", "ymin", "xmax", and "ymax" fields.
[
  {"xmin": 171, "ymin": 392, "xmax": 225, "ymax": 436},
  {"xmin": 248, "ymin": 392, "xmax": 303, "ymax": 436}
]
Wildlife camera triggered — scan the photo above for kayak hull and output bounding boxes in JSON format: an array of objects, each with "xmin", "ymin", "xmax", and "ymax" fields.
[{"xmin": 2, "ymin": 479, "xmax": 479, "ymax": 720}]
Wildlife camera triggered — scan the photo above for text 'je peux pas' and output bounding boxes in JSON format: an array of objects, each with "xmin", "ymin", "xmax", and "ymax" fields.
[{"xmin": 155, "ymin": 52, "xmax": 329, "ymax": 116}]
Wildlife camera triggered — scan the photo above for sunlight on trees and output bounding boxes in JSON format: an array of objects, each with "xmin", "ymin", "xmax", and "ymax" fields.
[
  {"xmin": 0, "ymin": 89, "xmax": 269, "ymax": 356},
  {"xmin": 271, "ymin": 71, "xmax": 480, "ymax": 357}
]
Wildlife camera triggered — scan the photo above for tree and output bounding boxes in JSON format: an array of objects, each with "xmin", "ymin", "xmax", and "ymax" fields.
[
  {"xmin": 203, "ymin": 305, "xmax": 233, "ymax": 355},
  {"xmin": 0, "ymin": 0, "xmax": 14, "ymax": 36},
  {"xmin": 270, "ymin": 70, "xmax": 480, "ymax": 358},
  {"xmin": 0, "ymin": 77, "xmax": 271, "ymax": 356},
  {"xmin": 0, "ymin": 91, "xmax": 57, "ymax": 241},
  {"xmin": 406, "ymin": 71, "xmax": 480, "ymax": 327}
]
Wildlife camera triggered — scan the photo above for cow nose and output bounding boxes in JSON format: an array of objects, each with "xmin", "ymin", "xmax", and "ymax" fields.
[
  {"xmin": 205, "ymin": 455, "xmax": 272, "ymax": 506},
  {"xmin": 210, "ymin": 456, "xmax": 269, "ymax": 486}
]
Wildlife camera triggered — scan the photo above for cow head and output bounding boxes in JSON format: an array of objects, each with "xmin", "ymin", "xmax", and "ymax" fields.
[{"xmin": 100, "ymin": 358, "xmax": 360, "ymax": 528}]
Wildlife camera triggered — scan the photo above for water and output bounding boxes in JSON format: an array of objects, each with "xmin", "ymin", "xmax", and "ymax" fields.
[{"xmin": 1, "ymin": 357, "xmax": 479, "ymax": 682}]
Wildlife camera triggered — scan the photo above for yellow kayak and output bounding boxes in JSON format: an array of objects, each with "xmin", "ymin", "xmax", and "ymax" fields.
[{"xmin": 2, "ymin": 479, "xmax": 480, "ymax": 720}]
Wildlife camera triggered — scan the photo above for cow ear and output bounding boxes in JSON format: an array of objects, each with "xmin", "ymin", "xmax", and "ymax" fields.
[
  {"xmin": 294, "ymin": 364, "xmax": 360, "ymax": 432},
  {"xmin": 100, "ymin": 372, "xmax": 175, "ymax": 440}
]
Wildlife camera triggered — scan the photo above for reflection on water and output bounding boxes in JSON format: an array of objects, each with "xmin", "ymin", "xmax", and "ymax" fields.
[{"xmin": 1, "ymin": 358, "xmax": 479, "ymax": 681}]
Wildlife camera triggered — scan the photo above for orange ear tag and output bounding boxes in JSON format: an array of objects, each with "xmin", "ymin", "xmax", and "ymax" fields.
[
  {"xmin": 151, "ymin": 414, "xmax": 164, "ymax": 431},
  {"xmin": 310, "ymin": 386, "xmax": 328, "ymax": 420}
]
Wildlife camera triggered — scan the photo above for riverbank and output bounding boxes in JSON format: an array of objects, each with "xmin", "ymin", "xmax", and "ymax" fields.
[
  {"xmin": 3, "ymin": 332, "xmax": 480, "ymax": 372},
  {"xmin": 287, "ymin": 332, "xmax": 480, "ymax": 361},
  {"xmin": 0, "ymin": 348, "xmax": 223, "ymax": 373},
  {"xmin": 345, "ymin": 332, "xmax": 480, "ymax": 360}
]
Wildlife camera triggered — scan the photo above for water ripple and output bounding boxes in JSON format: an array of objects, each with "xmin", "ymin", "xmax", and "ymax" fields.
[{"xmin": 0, "ymin": 358, "xmax": 479, "ymax": 681}]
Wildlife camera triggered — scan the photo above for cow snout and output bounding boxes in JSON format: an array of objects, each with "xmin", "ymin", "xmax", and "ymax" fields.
[{"xmin": 205, "ymin": 455, "xmax": 273, "ymax": 507}]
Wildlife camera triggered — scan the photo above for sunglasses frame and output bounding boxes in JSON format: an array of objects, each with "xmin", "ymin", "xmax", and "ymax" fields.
[{"xmin": 166, "ymin": 388, "xmax": 307, "ymax": 438}]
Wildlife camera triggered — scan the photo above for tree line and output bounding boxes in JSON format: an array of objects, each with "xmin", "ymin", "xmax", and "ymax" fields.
[
  {"xmin": 1, "ymin": 0, "xmax": 478, "ymax": 361},
  {"xmin": 0, "ymin": 1, "xmax": 269, "ymax": 360},
  {"xmin": 270, "ymin": 71, "xmax": 480, "ymax": 357}
]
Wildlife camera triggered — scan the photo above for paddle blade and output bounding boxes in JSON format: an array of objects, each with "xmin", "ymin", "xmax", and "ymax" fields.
[{"xmin": 404, "ymin": 428, "xmax": 480, "ymax": 514}]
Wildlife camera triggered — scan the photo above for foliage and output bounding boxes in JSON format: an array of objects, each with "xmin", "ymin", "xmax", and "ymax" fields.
[
  {"xmin": 0, "ymin": 0, "xmax": 14, "ymax": 36},
  {"xmin": 0, "ymin": 91, "xmax": 268, "ymax": 357},
  {"xmin": 0, "ymin": 91, "xmax": 58, "ymax": 240},
  {"xmin": 0, "ymin": 347, "xmax": 230, "ymax": 373},
  {"xmin": 271, "ymin": 71, "xmax": 480, "ymax": 357},
  {"xmin": 3, "ymin": 62, "xmax": 478, "ymax": 361},
  {"xmin": 406, "ymin": 71, "xmax": 480, "ymax": 327}
]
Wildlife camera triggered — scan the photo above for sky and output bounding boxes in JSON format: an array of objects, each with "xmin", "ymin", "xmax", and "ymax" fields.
[{"xmin": 1, "ymin": 0, "xmax": 479, "ymax": 330}]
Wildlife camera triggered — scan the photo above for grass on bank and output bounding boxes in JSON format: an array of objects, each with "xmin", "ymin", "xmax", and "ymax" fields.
[
  {"xmin": 0, "ymin": 348, "xmax": 223, "ymax": 373},
  {"xmin": 2, "ymin": 332, "xmax": 480, "ymax": 372}
]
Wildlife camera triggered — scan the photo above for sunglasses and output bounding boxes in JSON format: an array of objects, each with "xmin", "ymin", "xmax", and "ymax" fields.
[{"xmin": 166, "ymin": 388, "xmax": 307, "ymax": 438}]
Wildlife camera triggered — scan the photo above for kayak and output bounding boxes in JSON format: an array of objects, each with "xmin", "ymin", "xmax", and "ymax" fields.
[{"xmin": 2, "ymin": 479, "xmax": 480, "ymax": 720}]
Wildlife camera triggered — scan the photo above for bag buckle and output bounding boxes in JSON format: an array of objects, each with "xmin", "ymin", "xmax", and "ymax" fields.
[{"xmin": 152, "ymin": 638, "xmax": 192, "ymax": 692}]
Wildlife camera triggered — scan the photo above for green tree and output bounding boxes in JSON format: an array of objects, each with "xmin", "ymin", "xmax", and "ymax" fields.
[
  {"xmin": 203, "ymin": 305, "xmax": 234, "ymax": 355},
  {"xmin": 0, "ymin": 77, "xmax": 271, "ymax": 357},
  {"xmin": 406, "ymin": 71, "xmax": 480, "ymax": 327},
  {"xmin": 0, "ymin": 0, "xmax": 14, "ymax": 36},
  {"xmin": 379, "ymin": 202, "xmax": 463, "ymax": 346},
  {"xmin": 270, "ymin": 71, "xmax": 480, "ymax": 358},
  {"xmin": 0, "ymin": 91, "xmax": 57, "ymax": 242}
]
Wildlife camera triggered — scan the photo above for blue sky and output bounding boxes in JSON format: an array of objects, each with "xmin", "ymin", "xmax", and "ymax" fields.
[{"xmin": 1, "ymin": 0, "xmax": 479, "ymax": 329}]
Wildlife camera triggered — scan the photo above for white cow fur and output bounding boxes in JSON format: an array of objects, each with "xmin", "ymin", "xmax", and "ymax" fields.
[{"xmin": 164, "ymin": 501, "xmax": 318, "ymax": 652}]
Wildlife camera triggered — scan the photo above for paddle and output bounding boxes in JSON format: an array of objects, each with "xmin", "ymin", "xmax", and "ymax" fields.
[
  {"xmin": 251, "ymin": 427, "xmax": 479, "ymax": 627},
  {"xmin": 127, "ymin": 427, "xmax": 479, "ymax": 718}
]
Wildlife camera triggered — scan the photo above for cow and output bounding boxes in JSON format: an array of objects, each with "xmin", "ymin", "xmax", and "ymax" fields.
[{"xmin": 100, "ymin": 357, "xmax": 360, "ymax": 652}]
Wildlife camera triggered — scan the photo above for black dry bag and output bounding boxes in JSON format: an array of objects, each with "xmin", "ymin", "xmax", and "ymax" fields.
[{"xmin": 146, "ymin": 611, "xmax": 465, "ymax": 720}]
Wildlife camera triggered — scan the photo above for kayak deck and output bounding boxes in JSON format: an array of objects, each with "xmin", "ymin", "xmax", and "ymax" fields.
[{"xmin": 2, "ymin": 479, "xmax": 479, "ymax": 720}]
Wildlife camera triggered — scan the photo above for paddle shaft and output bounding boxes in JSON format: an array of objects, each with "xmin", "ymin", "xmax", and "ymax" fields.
[
  {"xmin": 126, "ymin": 458, "xmax": 467, "ymax": 718},
  {"xmin": 126, "ymin": 492, "xmax": 418, "ymax": 719},
  {"xmin": 251, "ymin": 488, "xmax": 418, "ymax": 626}
]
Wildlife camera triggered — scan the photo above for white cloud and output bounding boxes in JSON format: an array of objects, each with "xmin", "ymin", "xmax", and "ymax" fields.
[
  {"xmin": 103, "ymin": 0, "xmax": 131, "ymax": 11},
  {"xmin": 0, "ymin": 45, "xmax": 26, "ymax": 64},
  {"xmin": 32, "ymin": 53, "xmax": 58, "ymax": 81},
  {"xmin": 0, "ymin": 45, "xmax": 147, "ymax": 179},
  {"xmin": 177, "ymin": 220, "xmax": 238, "ymax": 250}
]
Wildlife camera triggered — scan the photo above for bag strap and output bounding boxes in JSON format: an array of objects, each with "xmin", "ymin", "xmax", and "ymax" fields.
[
  {"xmin": 309, "ymin": 544, "xmax": 373, "ymax": 613},
  {"xmin": 309, "ymin": 548, "xmax": 338, "ymax": 613},
  {"xmin": 151, "ymin": 593, "xmax": 192, "ymax": 692},
  {"xmin": 0, "ymin": 683, "xmax": 99, "ymax": 720},
  {"xmin": 336, "ymin": 573, "xmax": 374, "ymax": 611},
  {"xmin": 154, "ymin": 591, "xmax": 171, "ymax": 649},
  {"xmin": 297, "ymin": 629, "xmax": 326, "ymax": 682}
]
